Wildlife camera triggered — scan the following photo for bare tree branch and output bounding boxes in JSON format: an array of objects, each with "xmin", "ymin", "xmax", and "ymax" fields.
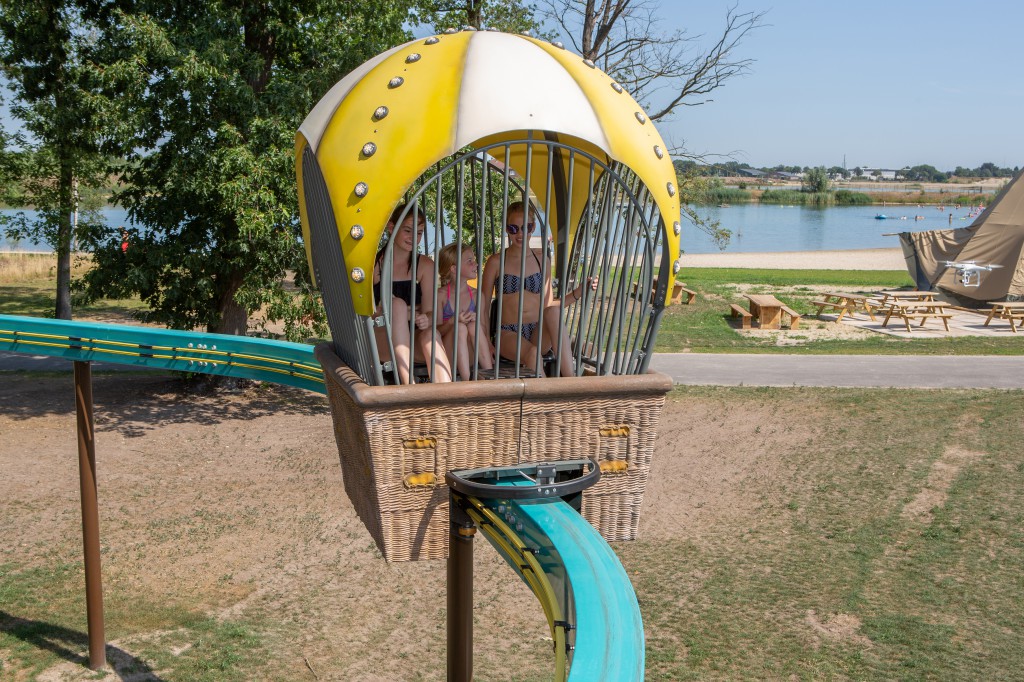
[{"xmin": 542, "ymin": 0, "xmax": 767, "ymax": 122}]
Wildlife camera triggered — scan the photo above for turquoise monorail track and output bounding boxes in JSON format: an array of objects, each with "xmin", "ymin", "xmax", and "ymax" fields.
[{"xmin": 0, "ymin": 314, "xmax": 324, "ymax": 393}]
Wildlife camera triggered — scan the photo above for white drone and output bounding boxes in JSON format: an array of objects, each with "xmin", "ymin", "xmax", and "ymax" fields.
[{"xmin": 942, "ymin": 260, "xmax": 1004, "ymax": 287}]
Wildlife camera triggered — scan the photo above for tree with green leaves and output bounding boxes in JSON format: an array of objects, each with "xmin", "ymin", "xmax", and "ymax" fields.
[
  {"xmin": 803, "ymin": 166, "xmax": 829, "ymax": 193},
  {"xmin": 0, "ymin": 0, "xmax": 111, "ymax": 320},
  {"xmin": 78, "ymin": 1, "xmax": 412, "ymax": 339},
  {"xmin": 412, "ymin": 0, "xmax": 549, "ymax": 34}
]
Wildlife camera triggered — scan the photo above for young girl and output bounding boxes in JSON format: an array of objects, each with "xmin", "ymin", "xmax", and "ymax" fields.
[
  {"xmin": 372, "ymin": 204, "xmax": 453, "ymax": 384},
  {"xmin": 435, "ymin": 243, "xmax": 493, "ymax": 381}
]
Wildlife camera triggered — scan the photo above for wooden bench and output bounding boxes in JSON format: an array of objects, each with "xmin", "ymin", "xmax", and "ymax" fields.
[
  {"xmin": 673, "ymin": 284, "xmax": 697, "ymax": 305},
  {"xmin": 892, "ymin": 311, "xmax": 954, "ymax": 332},
  {"xmin": 647, "ymin": 278, "xmax": 697, "ymax": 305},
  {"xmin": 729, "ymin": 303, "xmax": 752, "ymax": 329},
  {"xmin": 811, "ymin": 298, "xmax": 851, "ymax": 319},
  {"xmin": 780, "ymin": 305, "xmax": 801, "ymax": 330}
]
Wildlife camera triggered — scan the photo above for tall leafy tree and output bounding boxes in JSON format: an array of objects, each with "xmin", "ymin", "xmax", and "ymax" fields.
[
  {"xmin": 0, "ymin": 0, "xmax": 111, "ymax": 319},
  {"xmin": 79, "ymin": 1, "xmax": 412, "ymax": 338},
  {"xmin": 412, "ymin": 0, "xmax": 549, "ymax": 34}
]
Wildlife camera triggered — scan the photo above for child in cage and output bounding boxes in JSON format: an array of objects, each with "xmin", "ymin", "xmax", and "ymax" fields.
[
  {"xmin": 372, "ymin": 204, "xmax": 453, "ymax": 384},
  {"xmin": 435, "ymin": 242, "xmax": 494, "ymax": 381},
  {"xmin": 480, "ymin": 201, "xmax": 596, "ymax": 378}
]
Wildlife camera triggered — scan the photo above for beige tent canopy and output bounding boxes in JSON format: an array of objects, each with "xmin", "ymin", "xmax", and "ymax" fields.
[{"xmin": 900, "ymin": 169, "xmax": 1024, "ymax": 305}]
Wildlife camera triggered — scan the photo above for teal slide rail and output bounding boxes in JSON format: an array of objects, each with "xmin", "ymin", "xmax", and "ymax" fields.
[
  {"xmin": 466, "ymin": 477, "xmax": 645, "ymax": 681},
  {"xmin": 0, "ymin": 314, "xmax": 325, "ymax": 393}
]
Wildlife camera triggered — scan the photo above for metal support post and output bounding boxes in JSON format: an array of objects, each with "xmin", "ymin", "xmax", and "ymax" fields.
[
  {"xmin": 74, "ymin": 361, "xmax": 106, "ymax": 670},
  {"xmin": 447, "ymin": 497, "xmax": 476, "ymax": 682}
]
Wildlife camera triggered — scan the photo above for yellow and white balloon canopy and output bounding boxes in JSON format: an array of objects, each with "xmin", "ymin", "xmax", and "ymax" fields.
[{"xmin": 296, "ymin": 29, "xmax": 681, "ymax": 316}]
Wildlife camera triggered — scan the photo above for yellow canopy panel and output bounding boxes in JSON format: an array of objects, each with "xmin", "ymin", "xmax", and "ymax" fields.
[{"xmin": 297, "ymin": 30, "xmax": 680, "ymax": 315}]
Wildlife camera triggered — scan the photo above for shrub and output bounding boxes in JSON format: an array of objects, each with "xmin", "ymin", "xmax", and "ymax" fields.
[{"xmin": 834, "ymin": 190, "xmax": 872, "ymax": 205}]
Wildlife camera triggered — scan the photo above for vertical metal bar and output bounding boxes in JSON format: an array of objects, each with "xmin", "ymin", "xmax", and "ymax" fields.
[
  {"xmin": 534, "ymin": 145, "xmax": 555, "ymax": 376},
  {"xmin": 555, "ymin": 148, "xmax": 574, "ymax": 376},
  {"xmin": 74, "ymin": 361, "xmax": 106, "ymax": 670},
  {"xmin": 514, "ymin": 138, "xmax": 534, "ymax": 378},
  {"xmin": 473, "ymin": 154, "xmax": 488, "ymax": 380},
  {"xmin": 447, "ymin": 497, "xmax": 476, "ymax": 682},
  {"xmin": 452, "ymin": 159, "xmax": 465, "ymax": 380},
  {"xmin": 571, "ymin": 160, "xmax": 598, "ymax": 373},
  {"xmin": 493, "ymin": 146, "xmax": 512, "ymax": 380}
]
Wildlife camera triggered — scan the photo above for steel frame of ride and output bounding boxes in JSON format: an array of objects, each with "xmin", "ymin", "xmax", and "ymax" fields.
[{"xmin": 373, "ymin": 136, "xmax": 670, "ymax": 385}]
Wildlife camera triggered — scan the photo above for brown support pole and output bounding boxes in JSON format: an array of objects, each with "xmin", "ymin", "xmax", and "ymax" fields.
[
  {"xmin": 447, "ymin": 499, "xmax": 476, "ymax": 682},
  {"xmin": 74, "ymin": 361, "xmax": 106, "ymax": 670}
]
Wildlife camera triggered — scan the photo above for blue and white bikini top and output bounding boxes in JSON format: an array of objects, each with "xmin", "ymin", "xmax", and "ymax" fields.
[
  {"xmin": 498, "ymin": 271, "xmax": 544, "ymax": 295},
  {"xmin": 495, "ymin": 250, "xmax": 544, "ymax": 295}
]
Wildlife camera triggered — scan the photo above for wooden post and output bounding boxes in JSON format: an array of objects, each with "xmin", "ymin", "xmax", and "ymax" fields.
[
  {"xmin": 447, "ymin": 501, "xmax": 476, "ymax": 682},
  {"xmin": 74, "ymin": 361, "xmax": 106, "ymax": 670}
]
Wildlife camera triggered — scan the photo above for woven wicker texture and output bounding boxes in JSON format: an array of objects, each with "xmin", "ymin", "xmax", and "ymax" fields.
[{"xmin": 316, "ymin": 344, "xmax": 670, "ymax": 562}]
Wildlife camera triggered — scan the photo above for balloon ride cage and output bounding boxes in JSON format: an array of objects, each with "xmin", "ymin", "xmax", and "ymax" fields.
[{"xmin": 299, "ymin": 30, "xmax": 678, "ymax": 561}]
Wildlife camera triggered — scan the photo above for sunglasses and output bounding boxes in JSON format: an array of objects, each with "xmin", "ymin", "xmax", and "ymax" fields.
[{"xmin": 505, "ymin": 222, "xmax": 536, "ymax": 235}]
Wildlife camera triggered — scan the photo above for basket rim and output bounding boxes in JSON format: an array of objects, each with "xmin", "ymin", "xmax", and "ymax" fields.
[{"xmin": 315, "ymin": 343, "xmax": 673, "ymax": 408}]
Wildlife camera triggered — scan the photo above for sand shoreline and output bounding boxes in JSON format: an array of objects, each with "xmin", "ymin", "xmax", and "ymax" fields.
[{"xmin": 680, "ymin": 247, "xmax": 906, "ymax": 271}]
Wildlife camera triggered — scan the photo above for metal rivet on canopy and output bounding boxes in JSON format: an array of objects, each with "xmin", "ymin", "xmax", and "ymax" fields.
[
  {"xmin": 425, "ymin": 36, "xmax": 440, "ymax": 45},
  {"xmin": 388, "ymin": 76, "xmax": 404, "ymax": 89},
  {"xmin": 654, "ymin": 145, "xmax": 664, "ymax": 159},
  {"xmin": 520, "ymin": 30, "xmax": 532, "ymax": 37},
  {"xmin": 351, "ymin": 267, "xmax": 366, "ymax": 282},
  {"xmin": 551, "ymin": 41, "xmax": 564, "ymax": 49},
  {"xmin": 666, "ymin": 182, "xmax": 676, "ymax": 197},
  {"xmin": 583, "ymin": 59, "xmax": 596, "ymax": 68},
  {"xmin": 350, "ymin": 224, "xmax": 365, "ymax": 240},
  {"xmin": 462, "ymin": 26, "xmax": 477, "ymax": 31},
  {"xmin": 354, "ymin": 182, "xmax": 368, "ymax": 197},
  {"xmin": 361, "ymin": 142, "xmax": 377, "ymax": 157},
  {"xmin": 373, "ymin": 106, "xmax": 389, "ymax": 121},
  {"xmin": 444, "ymin": 27, "xmax": 457, "ymax": 34},
  {"xmin": 405, "ymin": 53, "xmax": 421, "ymax": 64},
  {"xmin": 635, "ymin": 112, "xmax": 647, "ymax": 124},
  {"xmin": 673, "ymin": 221, "xmax": 681, "ymax": 236},
  {"xmin": 673, "ymin": 259, "xmax": 682, "ymax": 274},
  {"xmin": 610, "ymin": 82, "xmax": 623, "ymax": 94}
]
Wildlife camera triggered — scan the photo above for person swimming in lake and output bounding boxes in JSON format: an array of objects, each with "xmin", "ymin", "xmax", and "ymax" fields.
[
  {"xmin": 479, "ymin": 201, "xmax": 595, "ymax": 378},
  {"xmin": 372, "ymin": 203, "xmax": 452, "ymax": 384},
  {"xmin": 435, "ymin": 242, "xmax": 493, "ymax": 381}
]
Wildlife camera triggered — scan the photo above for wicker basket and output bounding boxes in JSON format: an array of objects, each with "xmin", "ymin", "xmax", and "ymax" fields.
[{"xmin": 316, "ymin": 344, "xmax": 671, "ymax": 562}]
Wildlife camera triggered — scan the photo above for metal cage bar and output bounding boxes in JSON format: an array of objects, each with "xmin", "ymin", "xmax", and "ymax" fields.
[{"xmin": 368, "ymin": 138, "xmax": 667, "ymax": 385}]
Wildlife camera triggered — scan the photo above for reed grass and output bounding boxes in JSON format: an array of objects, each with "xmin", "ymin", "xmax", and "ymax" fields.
[{"xmin": 0, "ymin": 252, "xmax": 94, "ymax": 284}]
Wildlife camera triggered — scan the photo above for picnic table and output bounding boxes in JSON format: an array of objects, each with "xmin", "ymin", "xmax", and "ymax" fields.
[
  {"xmin": 740, "ymin": 294, "xmax": 800, "ymax": 330},
  {"xmin": 878, "ymin": 290, "xmax": 938, "ymax": 304},
  {"xmin": 811, "ymin": 292, "xmax": 878, "ymax": 322},
  {"xmin": 881, "ymin": 300, "xmax": 954, "ymax": 332},
  {"xmin": 983, "ymin": 301, "xmax": 1024, "ymax": 332}
]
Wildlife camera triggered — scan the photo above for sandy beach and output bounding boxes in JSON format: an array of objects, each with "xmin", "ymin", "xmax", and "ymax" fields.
[{"xmin": 680, "ymin": 247, "xmax": 906, "ymax": 271}]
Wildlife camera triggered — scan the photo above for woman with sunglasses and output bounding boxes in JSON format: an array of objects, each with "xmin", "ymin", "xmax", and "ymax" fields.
[{"xmin": 480, "ymin": 201, "xmax": 594, "ymax": 378}]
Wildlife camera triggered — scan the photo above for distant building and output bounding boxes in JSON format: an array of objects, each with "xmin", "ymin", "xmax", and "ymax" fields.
[
  {"xmin": 773, "ymin": 171, "xmax": 804, "ymax": 181},
  {"xmin": 735, "ymin": 168, "xmax": 766, "ymax": 178},
  {"xmin": 857, "ymin": 167, "xmax": 898, "ymax": 180}
]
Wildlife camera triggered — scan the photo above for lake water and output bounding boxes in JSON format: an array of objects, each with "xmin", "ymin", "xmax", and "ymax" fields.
[
  {"xmin": 682, "ymin": 202, "xmax": 981, "ymax": 254},
  {"xmin": 0, "ymin": 207, "xmax": 135, "ymax": 252},
  {"xmin": 2, "ymin": 204, "xmax": 981, "ymax": 255}
]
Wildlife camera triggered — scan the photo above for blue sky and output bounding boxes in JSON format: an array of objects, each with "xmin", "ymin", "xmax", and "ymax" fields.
[
  {"xmin": 637, "ymin": 1, "xmax": 1024, "ymax": 170},
  {"xmin": 3, "ymin": 2, "xmax": 1021, "ymax": 172}
]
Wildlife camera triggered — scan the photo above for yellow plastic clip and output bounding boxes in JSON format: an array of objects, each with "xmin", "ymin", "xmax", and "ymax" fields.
[
  {"xmin": 599, "ymin": 426, "xmax": 630, "ymax": 438},
  {"xmin": 403, "ymin": 472, "xmax": 437, "ymax": 488},
  {"xmin": 599, "ymin": 460, "xmax": 628, "ymax": 474},
  {"xmin": 402, "ymin": 437, "xmax": 437, "ymax": 449}
]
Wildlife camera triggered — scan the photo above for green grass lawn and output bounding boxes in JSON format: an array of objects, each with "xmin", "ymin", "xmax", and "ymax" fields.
[
  {"xmin": 3, "ymin": 385, "xmax": 1023, "ymax": 680},
  {"xmin": 626, "ymin": 386, "xmax": 1024, "ymax": 681},
  {"xmin": 656, "ymin": 268, "xmax": 1024, "ymax": 355}
]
